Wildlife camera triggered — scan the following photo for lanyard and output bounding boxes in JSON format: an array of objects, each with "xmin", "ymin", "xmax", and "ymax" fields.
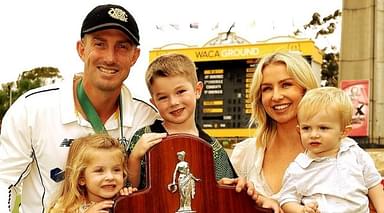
[
  {"xmin": 118, "ymin": 97, "xmax": 129, "ymax": 150},
  {"xmin": 76, "ymin": 80, "xmax": 107, "ymax": 133},
  {"xmin": 76, "ymin": 79, "xmax": 127, "ymax": 148}
]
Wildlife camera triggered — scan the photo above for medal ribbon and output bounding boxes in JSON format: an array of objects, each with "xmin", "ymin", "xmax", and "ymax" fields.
[{"xmin": 77, "ymin": 80, "xmax": 107, "ymax": 133}]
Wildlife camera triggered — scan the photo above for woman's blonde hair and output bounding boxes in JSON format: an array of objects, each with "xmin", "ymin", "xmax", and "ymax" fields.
[
  {"xmin": 297, "ymin": 86, "xmax": 353, "ymax": 129},
  {"xmin": 249, "ymin": 51, "xmax": 319, "ymax": 147},
  {"xmin": 48, "ymin": 134, "xmax": 126, "ymax": 213}
]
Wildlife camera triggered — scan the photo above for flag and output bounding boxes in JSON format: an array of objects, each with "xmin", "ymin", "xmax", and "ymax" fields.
[
  {"xmin": 155, "ymin": 25, "xmax": 164, "ymax": 31},
  {"xmin": 190, "ymin": 22, "xmax": 199, "ymax": 29},
  {"xmin": 211, "ymin": 22, "xmax": 219, "ymax": 31},
  {"xmin": 169, "ymin": 24, "xmax": 180, "ymax": 30}
]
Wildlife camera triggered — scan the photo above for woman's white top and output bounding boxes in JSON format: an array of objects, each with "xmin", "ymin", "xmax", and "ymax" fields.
[{"xmin": 230, "ymin": 138, "xmax": 281, "ymax": 201}]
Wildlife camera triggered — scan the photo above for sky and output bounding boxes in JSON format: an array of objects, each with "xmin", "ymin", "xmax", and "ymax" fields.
[{"xmin": 0, "ymin": 0, "xmax": 342, "ymax": 100}]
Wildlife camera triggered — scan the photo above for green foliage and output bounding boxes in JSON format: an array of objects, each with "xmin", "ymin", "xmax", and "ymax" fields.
[
  {"xmin": 0, "ymin": 83, "xmax": 15, "ymax": 123},
  {"xmin": 294, "ymin": 10, "xmax": 341, "ymax": 87},
  {"xmin": 321, "ymin": 52, "xmax": 339, "ymax": 86},
  {"xmin": 15, "ymin": 67, "xmax": 62, "ymax": 97},
  {"xmin": 0, "ymin": 67, "xmax": 62, "ymax": 124}
]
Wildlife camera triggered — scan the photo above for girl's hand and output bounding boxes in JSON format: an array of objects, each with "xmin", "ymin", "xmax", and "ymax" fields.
[
  {"xmin": 120, "ymin": 186, "xmax": 138, "ymax": 195},
  {"xmin": 84, "ymin": 200, "xmax": 114, "ymax": 213}
]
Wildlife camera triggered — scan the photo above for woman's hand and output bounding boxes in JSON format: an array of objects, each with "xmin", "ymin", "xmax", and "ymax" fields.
[
  {"xmin": 218, "ymin": 177, "xmax": 283, "ymax": 213},
  {"xmin": 218, "ymin": 177, "xmax": 258, "ymax": 198},
  {"xmin": 257, "ymin": 196, "xmax": 284, "ymax": 213}
]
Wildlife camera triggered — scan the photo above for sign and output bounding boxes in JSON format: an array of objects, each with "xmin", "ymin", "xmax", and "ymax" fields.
[
  {"xmin": 340, "ymin": 80, "xmax": 369, "ymax": 137},
  {"xmin": 149, "ymin": 40, "xmax": 322, "ymax": 63}
]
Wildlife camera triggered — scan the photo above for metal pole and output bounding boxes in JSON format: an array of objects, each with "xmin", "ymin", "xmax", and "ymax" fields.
[
  {"xmin": 8, "ymin": 82, "xmax": 13, "ymax": 107},
  {"xmin": 9, "ymin": 88, "xmax": 12, "ymax": 106}
]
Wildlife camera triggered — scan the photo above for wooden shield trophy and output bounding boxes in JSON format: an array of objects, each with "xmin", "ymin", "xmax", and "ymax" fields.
[{"xmin": 114, "ymin": 134, "xmax": 273, "ymax": 213}]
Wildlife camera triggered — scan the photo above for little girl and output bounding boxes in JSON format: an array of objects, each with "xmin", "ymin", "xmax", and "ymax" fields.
[{"xmin": 49, "ymin": 134, "xmax": 136, "ymax": 212}]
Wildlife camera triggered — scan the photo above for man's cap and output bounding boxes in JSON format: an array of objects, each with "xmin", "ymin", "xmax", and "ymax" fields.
[{"xmin": 81, "ymin": 4, "xmax": 140, "ymax": 45}]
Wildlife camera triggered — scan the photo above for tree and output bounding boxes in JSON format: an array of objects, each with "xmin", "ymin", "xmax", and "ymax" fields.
[
  {"xmin": 321, "ymin": 52, "xmax": 339, "ymax": 86},
  {"xmin": 294, "ymin": 9, "xmax": 342, "ymax": 87},
  {"xmin": 0, "ymin": 67, "xmax": 62, "ymax": 123},
  {"xmin": 0, "ymin": 82, "xmax": 17, "ymax": 125},
  {"xmin": 0, "ymin": 83, "xmax": 12, "ymax": 124}
]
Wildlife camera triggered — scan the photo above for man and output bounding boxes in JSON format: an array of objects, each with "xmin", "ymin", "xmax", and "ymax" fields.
[{"xmin": 0, "ymin": 4, "xmax": 159, "ymax": 212}]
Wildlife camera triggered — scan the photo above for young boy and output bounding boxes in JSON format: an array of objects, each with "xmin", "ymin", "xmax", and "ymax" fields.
[
  {"xmin": 126, "ymin": 53, "xmax": 237, "ymax": 189},
  {"xmin": 278, "ymin": 87, "xmax": 384, "ymax": 213}
]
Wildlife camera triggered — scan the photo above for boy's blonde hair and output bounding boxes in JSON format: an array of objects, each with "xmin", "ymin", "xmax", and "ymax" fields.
[
  {"xmin": 297, "ymin": 86, "xmax": 353, "ymax": 129},
  {"xmin": 145, "ymin": 53, "xmax": 198, "ymax": 94},
  {"xmin": 249, "ymin": 51, "xmax": 319, "ymax": 147},
  {"xmin": 48, "ymin": 134, "xmax": 126, "ymax": 213}
]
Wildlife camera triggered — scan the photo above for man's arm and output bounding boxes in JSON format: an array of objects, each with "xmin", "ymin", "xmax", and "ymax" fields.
[{"xmin": 0, "ymin": 99, "xmax": 32, "ymax": 212}]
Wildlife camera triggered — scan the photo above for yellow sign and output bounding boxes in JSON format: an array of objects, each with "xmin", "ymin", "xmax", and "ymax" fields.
[
  {"xmin": 204, "ymin": 90, "xmax": 223, "ymax": 95},
  {"xmin": 204, "ymin": 128, "xmax": 256, "ymax": 137},
  {"xmin": 203, "ymin": 108, "xmax": 223, "ymax": 113},
  {"xmin": 204, "ymin": 69, "xmax": 224, "ymax": 75},
  {"xmin": 149, "ymin": 39, "xmax": 322, "ymax": 63},
  {"xmin": 246, "ymin": 67, "xmax": 256, "ymax": 73},
  {"xmin": 203, "ymin": 100, "xmax": 224, "ymax": 106},
  {"xmin": 246, "ymin": 73, "xmax": 254, "ymax": 78}
]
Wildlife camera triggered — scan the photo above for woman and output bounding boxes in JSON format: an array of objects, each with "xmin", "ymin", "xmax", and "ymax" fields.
[{"xmin": 231, "ymin": 51, "xmax": 319, "ymax": 204}]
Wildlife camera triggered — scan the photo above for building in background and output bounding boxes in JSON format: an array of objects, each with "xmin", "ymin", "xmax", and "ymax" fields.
[{"xmin": 340, "ymin": 0, "xmax": 384, "ymax": 146}]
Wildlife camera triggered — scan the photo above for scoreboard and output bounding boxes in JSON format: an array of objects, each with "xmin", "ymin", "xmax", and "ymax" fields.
[{"xmin": 195, "ymin": 60, "xmax": 253, "ymax": 129}]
